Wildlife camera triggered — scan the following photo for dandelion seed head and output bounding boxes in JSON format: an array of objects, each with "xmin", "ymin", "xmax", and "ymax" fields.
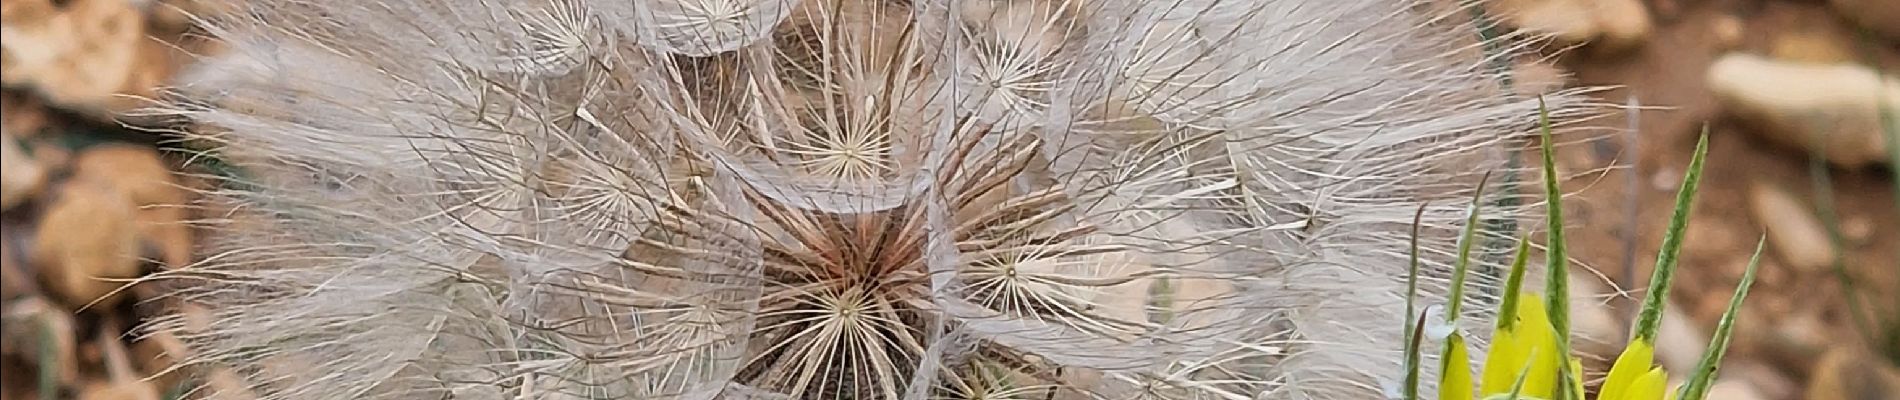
[{"xmin": 155, "ymin": 0, "xmax": 1592, "ymax": 398}]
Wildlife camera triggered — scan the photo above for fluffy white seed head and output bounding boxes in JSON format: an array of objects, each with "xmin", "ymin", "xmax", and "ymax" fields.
[{"xmin": 154, "ymin": 0, "xmax": 1589, "ymax": 398}]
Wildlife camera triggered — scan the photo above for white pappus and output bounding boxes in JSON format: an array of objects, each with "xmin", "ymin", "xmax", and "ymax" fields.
[{"xmin": 151, "ymin": 0, "xmax": 1592, "ymax": 399}]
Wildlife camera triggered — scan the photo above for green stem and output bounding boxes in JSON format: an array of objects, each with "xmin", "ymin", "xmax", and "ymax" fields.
[{"xmin": 1807, "ymin": 124, "xmax": 1879, "ymax": 348}]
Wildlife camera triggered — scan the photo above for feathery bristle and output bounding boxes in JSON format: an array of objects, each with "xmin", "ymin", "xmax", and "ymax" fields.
[{"xmin": 152, "ymin": 0, "xmax": 1592, "ymax": 398}]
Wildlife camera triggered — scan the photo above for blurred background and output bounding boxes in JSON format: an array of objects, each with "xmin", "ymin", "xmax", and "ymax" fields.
[{"xmin": 0, "ymin": 0, "xmax": 1894, "ymax": 399}]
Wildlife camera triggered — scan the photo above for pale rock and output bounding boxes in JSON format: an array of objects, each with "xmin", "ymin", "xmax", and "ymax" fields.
[
  {"xmin": 1511, "ymin": 61, "xmax": 1571, "ymax": 97},
  {"xmin": 1726, "ymin": 361, "xmax": 1800, "ymax": 400},
  {"xmin": 0, "ymin": 0, "xmax": 158, "ymax": 115},
  {"xmin": 1841, "ymin": 216, "xmax": 1875, "ymax": 243},
  {"xmin": 1487, "ymin": 0, "xmax": 1651, "ymax": 50},
  {"xmin": 1591, "ymin": 0, "xmax": 1653, "ymax": 52},
  {"xmin": 1488, "ymin": 0, "xmax": 1600, "ymax": 43},
  {"xmin": 1709, "ymin": 14, "xmax": 1744, "ymax": 50},
  {"xmin": 76, "ymin": 381, "xmax": 159, "ymax": 400},
  {"xmin": 1807, "ymin": 347, "xmax": 1900, "ymax": 400},
  {"xmin": 0, "ymin": 132, "xmax": 45, "ymax": 210},
  {"xmin": 1707, "ymin": 380, "xmax": 1768, "ymax": 400},
  {"xmin": 33, "ymin": 180, "xmax": 144, "ymax": 310},
  {"xmin": 1708, "ymin": 53, "xmax": 1897, "ymax": 169},
  {"xmin": 73, "ymin": 145, "xmax": 192, "ymax": 268},
  {"xmin": 1568, "ymin": 274, "xmax": 1624, "ymax": 357},
  {"xmin": 1650, "ymin": 166, "xmax": 1682, "ymax": 192},
  {"xmin": 1746, "ymin": 182, "xmax": 1835, "ymax": 273},
  {"xmin": 1653, "ymin": 303, "xmax": 1706, "ymax": 374},
  {"xmin": 1769, "ymin": 23, "xmax": 1859, "ymax": 64}
]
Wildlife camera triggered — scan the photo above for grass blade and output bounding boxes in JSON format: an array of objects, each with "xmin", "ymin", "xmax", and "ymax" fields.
[
  {"xmin": 1448, "ymin": 173, "xmax": 1494, "ymax": 318},
  {"xmin": 1496, "ymin": 236, "xmax": 1532, "ymax": 332},
  {"xmin": 1440, "ymin": 174, "xmax": 1491, "ymax": 400},
  {"xmin": 1675, "ymin": 237, "xmax": 1766, "ymax": 400},
  {"xmin": 1479, "ymin": 235, "xmax": 1534, "ymax": 395},
  {"xmin": 1884, "ymin": 73, "xmax": 1900, "ymax": 219},
  {"xmin": 1403, "ymin": 205, "xmax": 1428, "ymax": 400},
  {"xmin": 1632, "ymin": 130, "xmax": 1709, "ymax": 342},
  {"xmin": 1534, "ymin": 96, "xmax": 1580, "ymax": 400},
  {"xmin": 1876, "ymin": 67, "xmax": 1900, "ymax": 364}
]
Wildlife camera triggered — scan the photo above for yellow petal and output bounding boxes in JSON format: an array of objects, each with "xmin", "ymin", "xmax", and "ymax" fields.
[
  {"xmin": 1479, "ymin": 325, "xmax": 1526, "ymax": 394},
  {"xmin": 1625, "ymin": 367, "xmax": 1668, "ymax": 400},
  {"xmin": 1599, "ymin": 340, "xmax": 1655, "ymax": 400},
  {"xmin": 1519, "ymin": 299, "xmax": 1562, "ymax": 398},
  {"xmin": 1441, "ymin": 334, "xmax": 1474, "ymax": 400},
  {"xmin": 1483, "ymin": 292, "xmax": 1564, "ymax": 396}
]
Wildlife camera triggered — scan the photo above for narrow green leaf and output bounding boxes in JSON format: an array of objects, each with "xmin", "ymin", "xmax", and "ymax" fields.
[
  {"xmin": 1439, "ymin": 174, "xmax": 1490, "ymax": 400},
  {"xmin": 1447, "ymin": 173, "xmax": 1493, "ymax": 318},
  {"xmin": 1406, "ymin": 310, "xmax": 1430, "ymax": 400},
  {"xmin": 1877, "ymin": 74, "xmax": 1900, "ymax": 363},
  {"xmin": 1806, "ymin": 100, "xmax": 1880, "ymax": 348},
  {"xmin": 1633, "ymin": 130, "xmax": 1709, "ymax": 343},
  {"xmin": 1495, "ymin": 236, "xmax": 1532, "ymax": 332},
  {"xmin": 1675, "ymin": 237, "xmax": 1766, "ymax": 400},
  {"xmin": 1534, "ymin": 96, "xmax": 1580, "ymax": 400},
  {"xmin": 1403, "ymin": 205, "xmax": 1428, "ymax": 400},
  {"xmin": 1884, "ymin": 79, "xmax": 1900, "ymax": 215}
]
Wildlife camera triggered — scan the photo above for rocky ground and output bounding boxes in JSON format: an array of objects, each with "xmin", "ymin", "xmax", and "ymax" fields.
[
  {"xmin": 1499, "ymin": 0, "xmax": 1900, "ymax": 399},
  {"xmin": 1, "ymin": 0, "xmax": 1896, "ymax": 399}
]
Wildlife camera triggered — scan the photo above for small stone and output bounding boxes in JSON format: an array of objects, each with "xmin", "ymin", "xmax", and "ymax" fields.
[
  {"xmin": 1511, "ymin": 62, "xmax": 1570, "ymax": 97},
  {"xmin": 1649, "ymin": 167, "xmax": 1682, "ymax": 192},
  {"xmin": 1769, "ymin": 27, "xmax": 1858, "ymax": 64},
  {"xmin": 0, "ymin": 132, "xmax": 46, "ymax": 210},
  {"xmin": 1654, "ymin": 302, "xmax": 1707, "ymax": 373},
  {"xmin": 1682, "ymin": 217, "xmax": 1744, "ymax": 263},
  {"xmin": 1841, "ymin": 216, "xmax": 1875, "ymax": 243},
  {"xmin": 1747, "ymin": 183, "xmax": 1836, "ymax": 273},
  {"xmin": 0, "ymin": 0, "xmax": 158, "ymax": 115},
  {"xmin": 1568, "ymin": 274, "xmax": 1623, "ymax": 357},
  {"xmin": 73, "ymin": 145, "xmax": 192, "ymax": 268},
  {"xmin": 1762, "ymin": 311, "xmax": 1829, "ymax": 374},
  {"xmin": 1807, "ymin": 348, "xmax": 1900, "ymax": 400},
  {"xmin": 1488, "ymin": 0, "xmax": 1600, "ymax": 43},
  {"xmin": 75, "ymin": 380, "xmax": 159, "ymax": 400},
  {"xmin": 74, "ymin": 145, "xmax": 181, "ymax": 206},
  {"xmin": 33, "ymin": 180, "xmax": 144, "ymax": 310},
  {"xmin": 1708, "ymin": 53, "xmax": 1897, "ymax": 169},
  {"xmin": 1727, "ymin": 361, "xmax": 1800, "ymax": 400},
  {"xmin": 1487, "ymin": 0, "xmax": 1650, "ymax": 50},
  {"xmin": 1709, "ymin": 14, "xmax": 1744, "ymax": 50},
  {"xmin": 1590, "ymin": 0, "xmax": 1652, "ymax": 52},
  {"xmin": 1708, "ymin": 379, "xmax": 1768, "ymax": 400}
]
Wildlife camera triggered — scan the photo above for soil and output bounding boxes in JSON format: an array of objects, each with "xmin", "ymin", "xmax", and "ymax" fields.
[{"xmin": 1546, "ymin": 0, "xmax": 1900, "ymax": 394}]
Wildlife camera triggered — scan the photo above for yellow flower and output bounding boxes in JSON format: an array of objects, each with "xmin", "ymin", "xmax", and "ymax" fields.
[
  {"xmin": 1599, "ymin": 340, "xmax": 1656, "ymax": 400},
  {"xmin": 1471, "ymin": 296, "xmax": 1680, "ymax": 400},
  {"xmin": 1478, "ymin": 293, "xmax": 1562, "ymax": 398},
  {"xmin": 1442, "ymin": 333, "xmax": 1473, "ymax": 400},
  {"xmin": 1626, "ymin": 368, "xmax": 1673, "ymax": 400}
]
